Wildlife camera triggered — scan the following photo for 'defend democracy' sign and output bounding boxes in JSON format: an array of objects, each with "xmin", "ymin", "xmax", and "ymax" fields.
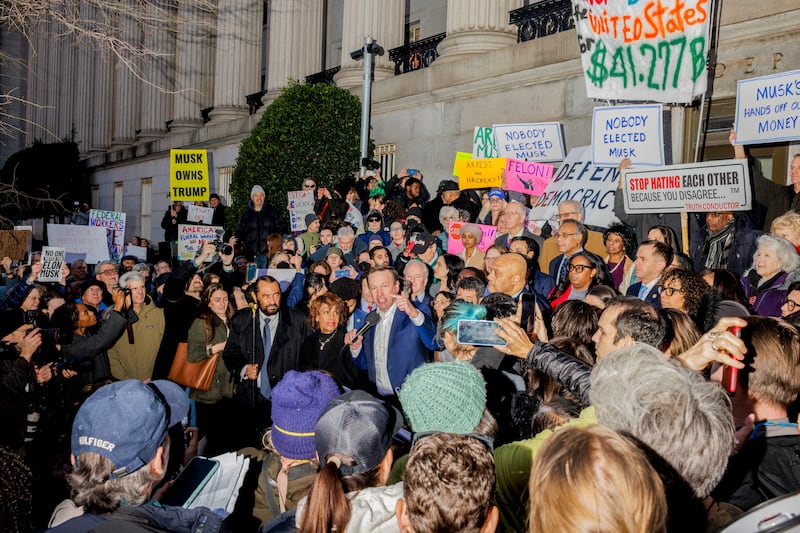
[
  {"xmin": 734, "ymin": 69, "xmax": 800, "ymax": 145},
  {"xmin": 571, "ymin": 0, "xmax": 711, "ymax": 104},
  {"xmin": 621, "ymin": 159, "xmax": 751, "ymax": 214}
]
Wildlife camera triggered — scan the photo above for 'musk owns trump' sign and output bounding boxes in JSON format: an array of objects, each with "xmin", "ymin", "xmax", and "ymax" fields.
[{"xmin": 170, "ymin": 149, "xmax": 211, "ymax": 201}]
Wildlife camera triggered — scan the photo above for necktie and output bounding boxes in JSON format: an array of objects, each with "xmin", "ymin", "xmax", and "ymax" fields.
[
  {"xmin": 639, "ymin": 284, "xmax": 648, "ymax": 299},
  {"xmin": 558, "ymin": 256, "xmax": 568, "ymax": 284},
  {"xmin": 259, "ymin": 319, "xmax": 272, "ymax": 399}
]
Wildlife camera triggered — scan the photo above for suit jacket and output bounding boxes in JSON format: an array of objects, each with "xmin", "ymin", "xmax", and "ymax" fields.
[
  {"xmin": 494, "ymin": 228, "xmax": 543, "ymax": 250},
  {"xmin": 548, "ymin": 254, "xmax": 569, "ymax": 284},
  {"xmin": 539, "ymin": 229, "xmax": 606, "ymax": 273},
  {"xmin": 352, "ymin": 308, "xmax": 437, "ymax": 395},
  {"xmin": 223, "ymin": 306, "xmax": 311, "ymax": 403},
  {"xmin": 626, "ymin": 282, "xmax": 662, "ymax": 308}
]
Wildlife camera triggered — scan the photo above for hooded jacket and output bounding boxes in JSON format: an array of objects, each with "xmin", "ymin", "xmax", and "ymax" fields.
[{"xmin": 236, "ymin": 199, "xmax": 287, "ymax": 258}]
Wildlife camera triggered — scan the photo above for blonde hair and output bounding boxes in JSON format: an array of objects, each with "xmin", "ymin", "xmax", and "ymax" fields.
[
  {"xmin": 528, "ymin": 425, "xmax": 667, "ymax": 533},
  {"xmin": 770, "ymin": 210, "xmax": 800, "ymax": 245}
]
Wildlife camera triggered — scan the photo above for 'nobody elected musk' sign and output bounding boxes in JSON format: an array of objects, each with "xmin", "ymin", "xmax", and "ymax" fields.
[
  {"xmin": 621, "ymin": 159, "xmax": 751, "ymax": 214},
  {"xmin": 492, "ymin": 123, "xmax": 565, "ymax": 162},
  {"xmin": 592, "ymin": 104, "xmax": 664, "ymax": 167}
]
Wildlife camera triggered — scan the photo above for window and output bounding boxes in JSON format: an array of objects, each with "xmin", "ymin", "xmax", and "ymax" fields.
[
  {"xmin": 406, "ymin": 21, "xmax": 421, "ymax": 44},
  {"xmin": 91, "ymin": 185, "xmax": 100, "ymax": 211},
  {"xmin": 374, "ymin": 143, "xmax": 396, "ymax": 177},
  {"xmin": 113, "ymin": 182, "xmax": 123, "ymax": 212},
  {"xmin": 140, "ymin": 178, "xmax": 152, "ymax": 240},
  {"xmin": 217, "ymin": 166, "xmax": 235, "ymax": 205}
]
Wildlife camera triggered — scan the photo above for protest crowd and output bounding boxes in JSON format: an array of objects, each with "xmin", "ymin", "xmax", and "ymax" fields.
[{"xmin": 3, "ymin": 122, "xmax": 800, "ymax": 533}]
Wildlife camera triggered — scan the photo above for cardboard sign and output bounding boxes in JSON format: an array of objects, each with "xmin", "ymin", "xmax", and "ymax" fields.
[
  {"xmin": 453, "ymin": 152, "xmax": 472, "ymax": 176},
  {"xmin": 472, "ymin": 127, "xmax": 498, "ymax": 159},
  {"xmin": 170, "ymin": 149, "xmax": 210, "ymax": 201},
  {"xmin": 504, "ymin": 158, "xmax": 555, "ymax": 196},
  {"xmin": 13, "ymin": 225, "xmax": 33, "ymax": 262},
  {"xmin": 446, "ymin": 222, "xmax": 498, "ymax": 254},
  {"xmin": 570, "ymin": 0, "xmax": 710, "ymax": 104},
  {"xmin": 177, "ymin": 224, "xmax": 223, "ymax": 261},
  {"xmin": 455, "ymin": 158, "xmax": 506, "ymax": 190},
  {"xmin": 0, "ymin": 230, "xmax": 31, "ymax": 260},
  {"xmin": 621, "ymin": 159, "xmax": 751, "ymax": 214},
  {"xmin": 592, "ymin": 104, "xmax": 664, "ymax": 167},
  {"xmin": 46, "ymin": 224, "xmax": 110, "ymax": 264},
  {"xmin": 734, "ymin": 69, "xmax": 800, "ymax": 145},
  {"xmin": 530, "ymin": 145, "xmax": 621, "ymax": 229},
  {"xmin": 89, "ymin": 209, "xmax": 126, "ymax": 263},
  {"xmin": 288, "ymin": 190, "xmax": 316, "ymax": 232},
  {"xmin": 186, "ymin": 204, "xmax": 214, "ymax": 224},
  {"xmin": 492, "ymin": 123, "xmax": 565, "ymax": 162},
  {"xmin": 39, "ymin": 247, "xmax": 65, "ymax": 283}
]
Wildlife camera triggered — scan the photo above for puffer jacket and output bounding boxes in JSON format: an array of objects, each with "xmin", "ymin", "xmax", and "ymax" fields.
[{"xmin": 236, "ymin": 200, "xmax": 287, "ymax": 258}]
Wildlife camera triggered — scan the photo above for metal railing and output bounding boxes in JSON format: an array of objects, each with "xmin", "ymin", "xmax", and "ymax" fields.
[
  {"xmin": 305, "ymin": 66, "xmax": 341, "ymax": 84},
  {"xmin": 246, "ymin": 90, "xmax": 267, "ymax": 115},
  {"xmin": 388, "ymin": 32, "xmax": 446, "ymax": 75},
  {"xmin": 509, "ymin": 0, "xmax": 574, "ymax": 43}
]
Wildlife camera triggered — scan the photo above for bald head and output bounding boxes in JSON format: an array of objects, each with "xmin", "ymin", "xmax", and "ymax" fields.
[{"xmin": 487, "ymin": 253, "xmax": 528, "ymax": 295}]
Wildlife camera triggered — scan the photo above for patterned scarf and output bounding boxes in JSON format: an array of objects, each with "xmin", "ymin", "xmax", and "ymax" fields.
[{"xmin": 702, "ymin": 221, "xmax": 735, "ymax": 270}]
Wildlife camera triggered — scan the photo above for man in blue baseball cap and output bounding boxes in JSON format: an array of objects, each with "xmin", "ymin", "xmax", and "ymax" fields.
[{"xmin": 47, "ymin": 380, "xmax": 224, "ymax": 532}]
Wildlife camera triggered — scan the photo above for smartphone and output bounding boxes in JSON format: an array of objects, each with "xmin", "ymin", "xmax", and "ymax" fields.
[
  {"xmin": 159, "ymin": 456, "xmax": 219, "ymax": 508},
  {"xmin": 335, "ymin": 269, "xmax": 350, "ymax": 279},
  {"xmin": 722, "ymin": 326, "xmax": 742, "ymax": 394},
  {"xmin": 456, "ymin": 320, "xmax": 507, "ymax": 347},
  {"xmin": 407, "ymin": 169, "xmax": 418, "ymax": 175},
  {"xmin": 246, "ymin": 262, "xmax": 258, "ymax": 283}
]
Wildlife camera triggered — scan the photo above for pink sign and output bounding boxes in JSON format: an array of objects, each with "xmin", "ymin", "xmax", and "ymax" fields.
[
  {"xmin": 504, "ymin": 158, "xmax": 554, "ymax": 196},
  {"xmin": 447, "ymin": 222, "xmax": 498, "ymax": 254}
]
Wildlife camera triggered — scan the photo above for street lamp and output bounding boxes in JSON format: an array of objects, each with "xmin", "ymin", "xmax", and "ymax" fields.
[{"xmin": 350, "ymin": 36, "xmax": 383, "ymax": 178}]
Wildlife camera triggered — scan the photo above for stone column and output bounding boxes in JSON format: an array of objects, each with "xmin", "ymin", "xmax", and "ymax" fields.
[
  {"xmin": 112, "ymin": 4, "xmax": 141, "ymax": 146},
  {"xmin": 435, "ymin": 0, "xmax": 521, "ymax": 64},
  {"xmin": 261, "ymin": 0, "xmax": 323, "ymax": 106},
  {"xmin": 334, "ymin": 0, "xmax": 404, "ymax": 90},
  {"xmin": 171, "ymin": 2, "xmax": 216, "ymax": 131},
  {"xmin": 27, "ymin": 22, "xmax": 49, "ymax": 144},
  {"xmin": 208, "ymin": 0, "xmax": 263, "ymax": 122},
  {"xmin": 91, "ymin": 46, "xmax": 113, "ymax": 152},
  {"xmin": 75, "ymin": 3, "xmax": 95, "ymax": 154},
  {"xmin": 43, "ymin": 19, "xmax": 61, "ymax": 142},
  {"xmin": 139, "ymin": 3, "xmax": 176, "ymax": 140}
]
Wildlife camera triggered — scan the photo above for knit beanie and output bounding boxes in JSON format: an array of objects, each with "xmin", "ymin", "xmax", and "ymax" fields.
[
  {"xmin": 250, "ymin": 185, "xmax": 265, "ymax": 198},
  {"xmin": 270, "ymin": 370, "xmax": 341, "ymax": 459},
  {"xmin": 398, "ymin": 361, "xmax": 487, "ymax": 434}
]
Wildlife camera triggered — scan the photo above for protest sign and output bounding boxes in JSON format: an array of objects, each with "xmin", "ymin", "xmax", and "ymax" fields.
[
  {"xmin": 530, "ymin": 145, "xmax": 620, "ymax": 229},
  {"xmin": 39, "ymin": 247, "xmax": 66, "ymax": 283},
  {"xmin": 455, "ymin": 158, "xmax": 506, "ymax": 190},
  {"xmin": 570, "ymin": 0, "xmax": 710, "ymax": 103},
  {"xmin": 734, "ymin": 69, "xmax": 800, "ymax": 145},
  {"xmin": 177, "ymin": 224, "xmax": 223, "ymax": 260},
  {"xmin": 47, "ymin": 224, "xmax": 109, "ymax": 264},
  {"xmin": 186, "ymin": 204, "xmax": 214, "ymax": 224},
  {"xmin": 505, "ymin": 158, "xmax": 555, "ymax": 196},
  {"xmin": 288, "ymin": 190, "xmax": 316, "ymax": 232},
  {"xmin": 89, "ymin": 209, "xmax": 126, "ymax": 263},
  {"xmin": 453, "ymin": 152, "xmax": 472, "ymax": 176},
  {"xmin": 0, "ymin": 230, "xmax": 31, "ymax": 260},
  {"xmin": 446, "ymin": 222, "xmax": 498, "ymax": 255},
  {"xmin": 473, "ymin": 127, "xmax": 498, "ymax": 158},
  {"xmin": 592, "ymin": 105, "xmax": 664, "ymax": 167},
  {"xmin": 621, "ymin": 159, "xmax": 751, "ymax": 214},
  {"xmin": 124, "ymin": 245, "xmax": 148, "ymax": 261},
  {"xmin": 492, "ymin": 123, "xmax": 565, "ymax": 162},
  {"xmin": 170, "ymin": 149, "xmax": 211, "ymax": 201},
  {"xmin": 13, "ymin": 225, "xmax": 33, "ymax": 261},
  {"xmin": 267, "ymin": 269, "xmax": 298, "ymax": 292}
]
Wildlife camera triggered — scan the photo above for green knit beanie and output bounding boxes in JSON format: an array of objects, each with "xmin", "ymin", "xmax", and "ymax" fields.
[{"xmin": 398, "ymin": 361, "xmax": 487, "ymax": 434}]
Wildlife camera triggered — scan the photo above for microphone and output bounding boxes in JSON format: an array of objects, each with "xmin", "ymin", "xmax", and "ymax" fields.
[
  {"xmin": 249, "ymin": 302, "xmax": 258, "ymax": 317},
  {"xmin": 354, "ymin": 311, "xmax": 380, "ymax": 338}
]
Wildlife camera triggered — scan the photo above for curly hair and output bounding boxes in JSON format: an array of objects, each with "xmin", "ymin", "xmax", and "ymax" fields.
[
  {"xmin": 307, "ymin": 292, "xmax": 348, "ymax": 330},
  {"xmin": 603, "ymin": 223, "xmax": 637, "ymax": 256},
  {"xmin": 659, "ymin": 269, "xmax": 712, "ymax": 320}
]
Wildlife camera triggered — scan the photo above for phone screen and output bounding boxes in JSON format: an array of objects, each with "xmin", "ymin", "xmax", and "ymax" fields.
[
  {"xmin": 159, "ymin": 457, "xmax": 219, "ymax": 508},
  {"xmin": 335, "ymin": 269, "xmax": 350, "ymax": 279},
  {"xmin": 456, "ymin": 320, "xmax": 507, "ymax": 347}
]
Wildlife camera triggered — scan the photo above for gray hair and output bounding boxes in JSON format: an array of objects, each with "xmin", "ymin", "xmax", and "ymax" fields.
[
  {"xmin": 95, "ymin": 260, "xmax": 117, "ymax": 273},
  {"xmin": 506, "ymin": 201, "xmax": 527, "ymax": 218},
  {"xmin": 118, "ymin": 271, "xmax": 145, "ymax": 288},
  {"xmin": 405, "ymin": 259, "xmax": 429, "ymax": 283},
  {"xmin": 459, "ymin": 223, "xmax": 482, "ymax": 241},
  {"xmin": 559, "ymin": 199, "xmax": 585, "ymax": 220},
  {"xmin": 69, "ymin": 452, "xmax": 163, "ymax": 513},
  {"xmin": 337, "ymin": 226, "xmax": 355, "ymax": 240},
  {"xmin": 132, "ymin": 263, "xmax": 150, "ymax": 273},
  {"xmin": 439, "ymin": 206, "xmax": 459, "ymax": 227},
  {"xmin": 752, "ymin": 233, "xmax": 800, "ymax": 274},
  {"xmin": 590, "ymin": 344, "xmax": 734, "ymax": 498}
]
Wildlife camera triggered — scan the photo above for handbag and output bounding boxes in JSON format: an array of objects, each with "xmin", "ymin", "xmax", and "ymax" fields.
[{"xmin": 168, "ymin": 322, "xmax": 220, "ymax": 391}]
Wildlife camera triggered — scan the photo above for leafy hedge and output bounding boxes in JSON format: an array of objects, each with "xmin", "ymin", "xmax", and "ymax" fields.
[{"xmin": 227, "ymin": 81, "xmax": 364, "ymax": 229}]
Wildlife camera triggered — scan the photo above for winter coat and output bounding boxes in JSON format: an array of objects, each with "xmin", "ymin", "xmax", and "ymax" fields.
[
  {"xmin": 741, "ymin": 270, "xmax": 790, "ymax": 318},
  {"xmin": 236, "ymin": 200, "xmax": 287, "ymax": 258},
  {"xmin": 106, "ymin": 300, "xmax": 165, "ymax": 381},
  {"xmin": 46, "ymin": 502, "xmax": 225, "ymax": 532},
  {"xmin": 187, "ymin": 317, "xmax": 233, "ymax": 403},
  {"xmin": 61, "ymin": 310, "xmax": 128, "ymax": 383}
]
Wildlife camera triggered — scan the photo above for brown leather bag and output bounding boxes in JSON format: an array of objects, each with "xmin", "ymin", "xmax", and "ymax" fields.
[{"xmin": 168, "ymin": 323, "xmax": 219, "ymax": 391}]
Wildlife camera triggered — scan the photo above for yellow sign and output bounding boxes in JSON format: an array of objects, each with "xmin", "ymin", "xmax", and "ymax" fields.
[
  {"xmin": 169, "ymin": 149, "xmax": 210, "ymax": 201},
  {"xmin": 455, "ymin": 158, "xmax": 506, "ymax": 189},
  {"xmin": 452, "ymin": 152, "xmax": 472, "ymax": 176}
]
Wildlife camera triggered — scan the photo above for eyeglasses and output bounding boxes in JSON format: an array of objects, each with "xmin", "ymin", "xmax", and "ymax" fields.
[
  {"xmin": 84, "ymin": 287, "xmax": 103, "ymax": 293},
  {"xmin": 411, "ymin": 431, "xmax": 494, "ymax": 452},
  {"xmin": 659, "ymin": 285, "xmax": 685, "ymax": 296},
  {"xmin": 783, "ymin": 297, "xmax": 800, "ymax": 312},
  {"xmin": 96, "ymin": 269, "xmax": 117, "ymax": 276},
  {"xmin": 567, "ymin": 264, "xmax": 594, "ymax": 273},
  {"xmin": 555, "ymin": 232, "xmax": 577, "ymax": 239}
]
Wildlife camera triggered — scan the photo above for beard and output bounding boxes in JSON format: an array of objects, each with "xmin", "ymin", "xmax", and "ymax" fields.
[{"xmin": 261, "ymin": 303, "xmax": 279, "ymax": 316}]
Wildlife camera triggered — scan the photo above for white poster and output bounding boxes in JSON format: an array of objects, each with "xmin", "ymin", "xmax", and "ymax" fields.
[
  {"xmin": 734, "ymin": 69, "xmax": 800, "ymax": 145},
  {"xmin": 39, "ymin": 247, "xmax": 65, "ymax": 283},
  {"xmin": 177, "ymin": 224, "xmax": 223, "ymax": 261},
  {"xmin": 88, "ymin": 209, "xmax": 126, "ymax": 263},
  {"xmin": 186, "ymin": 204, "xmax": 214, "ymax": 224},
  {"xmin": 288, "ymin": 190, "xmax": 316, "ymax": 232},
  {"xmin": 592, "ymin": 104, "xmax": 664, "ymax": 167},
  {"xmin": 47, "ymin": 224, "xmax": 110, "ymax": 264}
]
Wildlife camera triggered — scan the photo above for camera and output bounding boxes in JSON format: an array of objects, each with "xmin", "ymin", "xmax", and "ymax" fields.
[
  {"xmin": 361, "ymin": 158, "xmax": 381, "ymax": 171},
  {"xmin": 213, "ymin": 240, "xmax": 233, "ymax": 256}
]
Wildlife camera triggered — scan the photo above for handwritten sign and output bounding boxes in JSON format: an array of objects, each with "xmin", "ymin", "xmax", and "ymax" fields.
[
  {"xmin": 530, "ymin": 145, "xmax": 620, "ymax": 229},
  {"xmin": 455, "ymin": 158, "xmax": 506, "ymax": 190},
  {"xmin": 505, "ymin": 158, "xmax": 555, "ymax": 196},
  {"xmin": 592, "ymin": 105, "xmax": 664, "ymax": 167},
  {"xmin": 492, "ymin": 123, "xmax": 565, "ymax": 162},
  {"xmin": 622, "ymin": 159, "xmax": 751, "ymax": 214},
  {"xmin": 186, "ymin": 204, "xmax": 214, "ymax": 224},
  {"xmin": 0, "ymin": 230, "xmax": 31, "ymax": 260},
  {"xmin": 177, "ymin": 224, "xmax": 223, "ymax": 260},
  {"xmin": 39, "ymin": 247, "xmax": 65, "ymax": 283},
  {"xmin": 473, "ymin": 127, "xmax": 498, "ymax": 158},
  {"xmin": 570, "ymin": 0, "xmax": 710, "ymax": 103},
  {"xmin": 46, "ymin": 224, "xmax": 109, "ymax": 264},
  {"xmin": 288, "ymin": 190, "xmax": 316, "ymax": 232},
  {"xmin": 446, "ymin": 222, "xmax": 498, "ymax": 254},
  {"xmin": 453, "ymin": 152, "xmax": 472, "ymax": 176},
  {"xmin": 734, "ymin": 70, "xmax": 800, "ymax": 145},
  {"xmin": 170, "ymin": 149, "xmax": 210, "ymax": 201},
  {"xmin": 89, "ymin": 209, "xmax": 126, "ymax": 263}
]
